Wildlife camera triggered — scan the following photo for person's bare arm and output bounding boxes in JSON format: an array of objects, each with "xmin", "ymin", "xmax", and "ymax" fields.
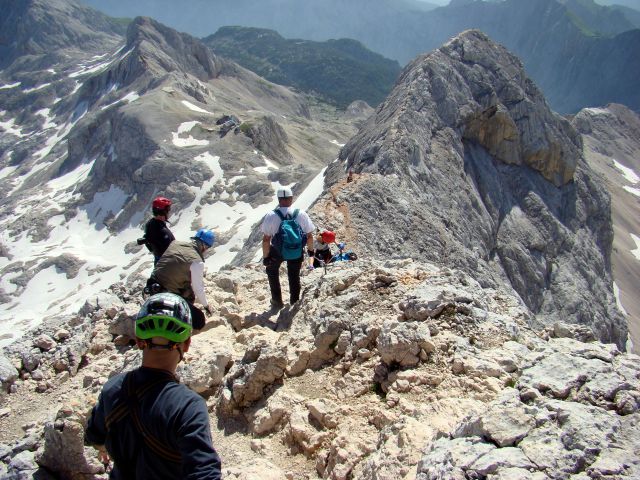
[{"xmin": 262, "ymin": 235, "xmax": 272, "ymax": 258}]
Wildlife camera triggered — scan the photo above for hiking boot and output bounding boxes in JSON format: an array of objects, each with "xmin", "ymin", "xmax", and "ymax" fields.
[{"xmin": 270, "ymin": 300, "xmax": 285, "ymax": 310}]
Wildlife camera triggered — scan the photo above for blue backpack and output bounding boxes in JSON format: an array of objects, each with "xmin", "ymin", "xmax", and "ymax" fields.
[{"xmin": 273, "ymin": 208, "xmax": 305, "ymax": 260}]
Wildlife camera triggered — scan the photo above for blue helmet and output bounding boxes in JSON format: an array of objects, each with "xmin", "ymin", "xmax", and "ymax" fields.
[{"xmin": 193, "ymin": 228, "xmax": 215, "ymax": 247}]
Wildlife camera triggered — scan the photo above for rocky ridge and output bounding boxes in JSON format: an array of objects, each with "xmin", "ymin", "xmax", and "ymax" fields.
[
  {"xmin": 0, "ymin": 0, "xmax": 124, "ymax": 68},
  {"xmin": 572, "ymin": 104, "xmax": 640, "ymax": 354},
  {"xmin": 323, "ymin": 30, "xmax": 626, "ymax": 349},
  {"xmin": 0, "ymin": 257, "xmax": 637, "ymax": 479}
]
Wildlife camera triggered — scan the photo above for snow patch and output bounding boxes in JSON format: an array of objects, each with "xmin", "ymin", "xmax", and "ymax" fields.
[
  {"xmin": 330, "ymin": 139, "xmax": 345, "ymax": 147},
  {"xmin": 630, "ymin": 233, "xmax": 640, "ymax": 261},
  {"xmin": 613, "ymin": 282, "xmax": 628, "ymax": 316},
  {"xmin": 623, "ymin": 186, "xmax": 640, "ymax": 197},
  {"xmin": 68, "ymin": 59, "xmax": 112, "ymax": 78},
  {"xmin": 0, "ymin": 165, "xmax": 18, "ymax": 180},
  {"xmin": 0, "ymin": 82, "xmax": 21, "ymax": 90},
  {"xmin": 23, "ymin": 83, "xmax": 51, "ymax": 93},
  {"xmin": 36, "ymin": 108, "xmax": 57, "ymax": 130},
  {"xmin": 100, "ymin": 91, "xmax": 139, "ymax": 111},
  {"xmin": 0, "ymin": 187, "xmax": 147, "ymax": 346},
  {"xmin": 47, "ymin": 160, "xmax": 95, "ymax": 203},
  {"xmin": 34, "ymin": 101, "xmax": 88, "ymax": 160},
  {"xmin": 181, "ymin": 100, "xmax": 213, "ymax": 115},
  {"xmin": 253, "ymin": 156, "xmax": 279, "ymax": 174},
  {"xmin": 0, "ymin": 117, "xmax": 25, "ymax": 138},
  {"xmin": 172, "ymin": 121, "xmax": 209, "ymax": 147},
  {"xmin": 613, "ymin": 160, "xmax": 640, "ymax": 184}
]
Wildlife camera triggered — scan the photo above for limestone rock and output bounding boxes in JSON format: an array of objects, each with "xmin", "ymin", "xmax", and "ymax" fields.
[
  {"xmin": 327, "ymin": 29, "xmax": 626, "ymax": 349},
  {"xmin": 377, "ymin": 320, "xmax": 433, "ymax": 368},
  {"xmin": 35, "ymin": 407, "xmax": 105, "ymax": 479}
]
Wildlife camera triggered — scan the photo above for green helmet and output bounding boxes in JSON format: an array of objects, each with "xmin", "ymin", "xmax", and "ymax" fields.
[{"xmin": 136, "ymin": 293, "xmax": 193, "ymax": 343}]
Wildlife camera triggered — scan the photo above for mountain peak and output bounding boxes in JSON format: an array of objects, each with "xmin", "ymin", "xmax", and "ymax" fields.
[
  {"xmin": 350, "ymin": 28, "xmax": 579, "ymax": 187},
  {"xmin": 326, "ymin": 29, "xmax": 624, "ymax": 347},
  {"xmin": 0, "ymin": 0, "xmax": 123, "ymax": 66},
  {"xmin": 124, "ymin": 16, "xmax": 223, "ymax": 81}
]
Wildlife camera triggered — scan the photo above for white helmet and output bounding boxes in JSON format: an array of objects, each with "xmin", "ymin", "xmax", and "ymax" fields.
[{"xmin": 277, "ymin": 187, "xmax": 293, "ymax": 198}]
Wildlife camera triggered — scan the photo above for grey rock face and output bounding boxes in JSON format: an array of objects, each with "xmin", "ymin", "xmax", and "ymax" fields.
[
  {"xmin": 572, "ymin": 104, "xmax": 640, "ymax": 354},
  {"xmin": 0, "ymin": 354, "xmax": 18, "ymax": 397},
  {"xmin": 0, "ymin": 0, "xmax": 124, "ymax": 67},
  {"xmin": 125, "ymin": 16, "xmax": 224, "ymax": 82},
  {"xmin": 325, "ymin": 30, "xmax": 626, "ymax": 348},
  {"xmin": 418, "ymin": 334, "xmax": 640, "ymax": 479},
  {"xmin": 243, "ymin": 116, "xmax": 293, "ymax": 165}
]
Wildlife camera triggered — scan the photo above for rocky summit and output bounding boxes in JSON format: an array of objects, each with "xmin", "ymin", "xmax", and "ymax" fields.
[{"xmin": 324, "ymin": 30, "xmax": 626, "ymax": 349}]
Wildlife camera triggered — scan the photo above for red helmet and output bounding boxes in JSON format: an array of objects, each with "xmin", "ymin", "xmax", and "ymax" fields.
[
  {"xmin": 152, "ymin": 197, "xmax": 172, "ymax": 212},
  {"xmin": 321, "ymin": 230, "xmax": 336, "ymax": 244}
]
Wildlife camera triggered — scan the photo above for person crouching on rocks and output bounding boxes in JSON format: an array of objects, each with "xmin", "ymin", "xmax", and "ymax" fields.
[
  {"xmin": 312, "ymin": 229, "xmax": 336, "ymax": 268},
  {"xmin": 85, "ymin": 292, "xmax": 222, "ymax": 479},
  {"xmin": 148, "ymin": 228, "xmax": 214, "ymax": 330}
]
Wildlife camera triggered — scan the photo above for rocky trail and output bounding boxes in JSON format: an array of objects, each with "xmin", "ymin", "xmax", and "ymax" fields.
[{"xmin": 0, "ymin": 254, "xmax": 638, "ymax": 479}]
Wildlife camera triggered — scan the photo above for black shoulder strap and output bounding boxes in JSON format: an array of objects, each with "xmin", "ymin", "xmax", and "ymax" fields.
[
  {"xmin": 105, "ymin": 371, "xmax": 182, "ymax": 463},
  {"xmin": 274, "ymin": 208, "xmax": 286, "ymax": 221}
]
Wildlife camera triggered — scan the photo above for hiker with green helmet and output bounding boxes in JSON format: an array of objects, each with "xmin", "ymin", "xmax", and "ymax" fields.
[
  {"xmin": 261, "ymin": 187, "xmax": 315, "ymax": 310},
  {"xmin": 148, "ymin": 228, "xmax": 215, "ymax": 330},
  {"xmin": 85, "ymin": 293, "xmax": 222, "ymax": 479}
]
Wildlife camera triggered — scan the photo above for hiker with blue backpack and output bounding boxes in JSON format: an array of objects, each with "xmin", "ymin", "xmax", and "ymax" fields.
[{"xmin": 261, "ymin": 187, "xmax": 315, "ymax": 310}]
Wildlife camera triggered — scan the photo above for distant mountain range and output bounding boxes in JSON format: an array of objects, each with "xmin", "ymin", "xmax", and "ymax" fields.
[
  {"xmin": 597, "ymin": 0, "xmax": 640, "ymax": 10},
  {"xmin": 81, "ymin": 0, "xmax": 640, "ymax": 113},
  {"xmin": 203, "ymin": 27, "xmax": 401, "ymax": 108}
]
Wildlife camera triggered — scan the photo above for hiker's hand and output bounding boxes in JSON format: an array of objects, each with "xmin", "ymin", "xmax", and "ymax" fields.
[
  {"xmin": 204, "ymin": 306, "xmax": 212, "ymax": 316},
  {"xmin": 95, "ymin": 445, "xmax": 110, "ymax": 465}
]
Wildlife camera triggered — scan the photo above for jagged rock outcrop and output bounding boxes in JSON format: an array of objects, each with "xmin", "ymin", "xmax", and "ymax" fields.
[
  {"xmin": 242, "ymin": 116, "xmax": 293, "ymax": 164},
  {"xmin": 418, "ymin": 339, "xmax": 640, "ymax": 479},
  {"xmin": 324, "ymin": 30, "xmax": 626, "ymax": 348}
]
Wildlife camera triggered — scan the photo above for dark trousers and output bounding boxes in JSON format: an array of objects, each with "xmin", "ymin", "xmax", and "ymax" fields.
[
  {"xmin": 266, "ymin": 254, "xmax": 303, "ymax": 305},
  {"xmin": 146, "ymin": 277, "xmax": 205, "ymax": 330},
  {"xmin": 188, "ymin": 303, "xmax": 206, "ymax": 330},
  {"xmin": 313, "ymin": 248, "xmax": 332, "ymax": 268}
]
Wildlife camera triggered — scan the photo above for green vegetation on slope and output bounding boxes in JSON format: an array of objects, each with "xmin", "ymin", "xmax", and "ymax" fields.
[
  {"xmin": 203, "ymin": 26, "xmax": 401, "ymax": 109},
  {"xmin": 560, "ymin": 0, "xmax": 636, "ymax": 36}
]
